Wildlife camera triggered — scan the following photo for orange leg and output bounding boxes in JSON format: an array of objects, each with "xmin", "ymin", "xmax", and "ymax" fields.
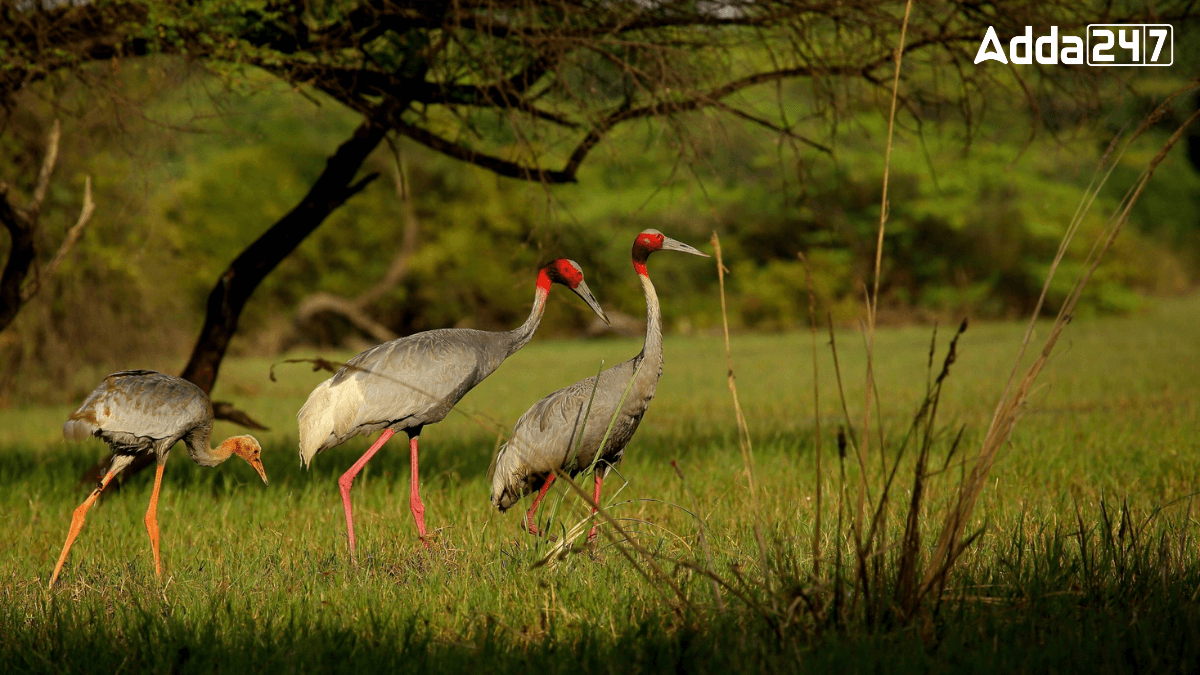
[
  {"xmin": 523, "ymin": 473, "xmax": 557, "ymax": 537},
  {"xmin": 49, "ymin": 467, "xmax": 119, "ymax": 588},
  {"xmin": 587, "ymin": 472, "xmax": 604, "ymax": 543},
  {"xmin": 143, "ymin": 463, "xmax": 166, "ymax": 578},
  {"xmin": 338, "ymin": 428, "xmax": 396, "ymax": 564}
]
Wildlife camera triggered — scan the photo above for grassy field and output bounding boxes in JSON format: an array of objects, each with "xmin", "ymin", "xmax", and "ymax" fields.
[{"xmin": 2, "ymin": 295, "xmax": 1199, "ymax": 673}]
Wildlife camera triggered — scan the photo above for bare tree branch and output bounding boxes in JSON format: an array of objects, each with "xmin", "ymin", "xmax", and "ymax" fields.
[
  {"xmin": 22, "ymin": 175, "xmax": 94, "ymax": 303},
  {"xmin": 391, "ymin": 116, "xmax": 578, "ymax": 182},
  {"xmin": 28, "ymin": 120, "xmax": 60, "ymax": 216},
  {"xmin": 0, "ymin": 122, "xmax": 91, "ymax": 333},
  {"xmin": 294, "ymin": 140, "xmax": 420, "ymax": 344}
]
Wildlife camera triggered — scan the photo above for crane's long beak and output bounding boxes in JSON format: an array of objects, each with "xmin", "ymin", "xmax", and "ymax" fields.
[
  {"xmin": 661, "ymin": 236, "xmax": 710, "ymax": 257},
  {"xmin": 573, "ymin": 279, "xmax": 611, "ymax": 326},
  {"xmin": 249, "ymin": 457, "xmax": 270, "ymax": 486}
]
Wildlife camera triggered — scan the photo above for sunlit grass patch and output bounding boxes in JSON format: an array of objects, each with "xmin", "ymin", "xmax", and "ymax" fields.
[{"xmin": 0, "ymin": 294, "xmax": 1198, "ymax": 671}]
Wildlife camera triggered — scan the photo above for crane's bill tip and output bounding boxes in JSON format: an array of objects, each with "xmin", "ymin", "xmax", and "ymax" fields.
[
  {"xmin": 660, "ymin": 236, "xmax": 709, "ymax": 257},
  {"xmin": 250, "ymin": 458, "xmax": 269, "ymax": 486},
  {"xmin": 573, "ymin": 280, "xmax": 609, "ymax": 325}
]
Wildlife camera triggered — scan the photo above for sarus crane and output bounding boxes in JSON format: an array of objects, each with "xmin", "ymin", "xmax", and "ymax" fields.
[
  {"xmin": 297, "ymin": 258, "xmax": 609, "ymax": 558},
  {"xmin": 49, "ymin": 370, "xmax": 269, "ymax": 588},
  {"xmin": 490, "ymin": 229, "xmax": 707, "ymax": 540}
]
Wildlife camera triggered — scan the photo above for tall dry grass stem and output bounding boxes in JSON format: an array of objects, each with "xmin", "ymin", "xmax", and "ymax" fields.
[
  {"xmin": 920, "ymin": 87, "xmax": 1200, "ymax": 602},
  {"xmin": 711, "ymin": 232, "xmax": 771, "ymax": 590},
  {"xmin": 847, "ymin": 4, "xmax": 914, "ymax": 620},
  {"xmin": 799, "ymin": 253, "xmax": 822, "ymax": 578}
]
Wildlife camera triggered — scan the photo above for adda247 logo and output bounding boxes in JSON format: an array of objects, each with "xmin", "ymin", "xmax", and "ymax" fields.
[{"xmin": 974, "ymin": 25, "xmax": 1174, "ymax": 67}]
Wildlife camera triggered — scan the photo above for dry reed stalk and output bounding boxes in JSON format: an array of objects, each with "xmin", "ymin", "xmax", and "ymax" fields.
[
  {"xmin": 859, "ymin": 0, "xmax": 914, "ymax": 541},
  {"xmin": 894, "ymin": 320, "xmax": 966, "ymax": 617},
  {"xmin": 826, "ymin": 316, "xmax": 867, "ymax": 493},
  {"xmin": 919, "ymin": 89, "xmax": 1200, "ymax": 601},
  {"xmin": 711, "ymin": 232, "xmax": 772, "ymax": 590},
  {"xmin": 799, "ymin": 253, "xmax": 822, "ymax": 578},
  {"xmin": 837, "ymin": 7, "xmax": 914, "ymax": 619},
  {"xmin": 826, "ymin": 314, "xmax": 872, "ymax": 614}
]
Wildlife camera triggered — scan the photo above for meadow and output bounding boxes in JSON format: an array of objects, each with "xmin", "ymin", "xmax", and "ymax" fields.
[{"xmin": 1, "ymin": 294, "xmax": 1199, "ymax": 673}]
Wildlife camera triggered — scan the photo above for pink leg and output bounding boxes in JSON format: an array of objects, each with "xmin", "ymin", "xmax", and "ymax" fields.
[
  {"xmin": 523, "ymin": 473, "xmax": 557, "ymax": 537},
  {"xmin": 588, "ymin": 471, "xmax": 604, "ymax": 542},
  {"xmin": 408, "ymin": 435, "xmax": 429, "ymax": 546},
  {"xmin": 339, "ymin": 428, "xmax": 396, "ymax": 562}
]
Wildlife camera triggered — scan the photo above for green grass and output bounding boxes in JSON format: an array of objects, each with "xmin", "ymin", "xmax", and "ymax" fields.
[{"xmin": 2, "ymin": 296, "xmax": 1200, "ymax": 673}]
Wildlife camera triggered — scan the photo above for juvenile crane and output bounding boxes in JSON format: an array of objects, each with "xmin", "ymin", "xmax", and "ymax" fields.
[
  {"xmin": 50, "ymin": 370, "xmax": 269, "ymax": 588},
  {"xmin": 298, "ymin": 259, "xmax": 609, "ymax": 558},
  {"xmin": 490, "ymin": 230, "xmax": 707, "ymax": 540}
]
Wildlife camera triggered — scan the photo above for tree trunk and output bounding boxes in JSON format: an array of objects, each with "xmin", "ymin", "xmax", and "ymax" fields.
[
  {"xmin": 293, "ymin": 154, "xmax": 420, "ymax": 346},
  {"xmin": 80, "ymin": 119, "xmax": 388, "ymax": 487},
  {"xmin": 0, "ymin": 194, "xmax": 37, "ymax": 331},
  {"xmin": 0, "ymin": 121, "xmax": 95, "ymax": 334},
  {"xmin": 181, "ymin": 120, "xmax": 387, "ymax": 392}
]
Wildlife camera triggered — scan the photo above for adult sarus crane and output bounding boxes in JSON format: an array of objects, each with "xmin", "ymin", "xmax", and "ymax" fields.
[
  {"xmin": 490, "ymin": 229, "xmax": 707, "ymax": 540},
  {"xmin": 49, "ymin": 370, "xmax": 269, "ymax": 588},
  {"xmin": 298, "ymin": 259, "xmax": 609, "ymax": 558}
]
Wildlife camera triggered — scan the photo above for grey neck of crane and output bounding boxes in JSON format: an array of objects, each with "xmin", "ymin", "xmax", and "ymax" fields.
[
  {"xmin": 186, "ymin": 424, "xmax": 227, "ymax": 467},
  {"xmin": 639, "ymin": 272, "xmax": 663, "ymax": 364},
  {"xmin": 507, "ymin": 287, "xmax": 549, "ymax": 356}
]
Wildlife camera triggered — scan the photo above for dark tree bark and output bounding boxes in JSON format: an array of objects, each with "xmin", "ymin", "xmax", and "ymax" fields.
[
  {"xmin": 0, "ymin": 191, "xmax": 36, "ymax": 330},
  {"xmin": 179, "ymin": 120, "xmax": 387, "ymax": 394},
  {"xmin": 0, "ymin": 121, "xmax": 94, "ymax": 336}
]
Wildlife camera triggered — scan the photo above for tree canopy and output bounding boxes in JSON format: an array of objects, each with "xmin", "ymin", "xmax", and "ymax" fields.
[{"xmin": 1, "ymin": 0, "xmax": 1199, "ymax": 415}]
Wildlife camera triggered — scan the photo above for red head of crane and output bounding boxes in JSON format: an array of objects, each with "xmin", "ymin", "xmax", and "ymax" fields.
[
  {"xmin": 297, "ymin": 258, "xmax": 610, "ymax": 560},
  {"xmin": 490, "ymin": 229, "xmax": 708, "ymax": 540},
  {"xmin": 49, "ymin": 370, "xmax": 268, "ymax": 588}
]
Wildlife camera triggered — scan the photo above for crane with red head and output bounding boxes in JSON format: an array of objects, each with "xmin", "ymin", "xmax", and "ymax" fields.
[
  {"xmin": 298, "ymin": 259, "xmax": 609, "ymax": 561},
  {"xmin": 490, "ymin": 229, "xmax": 708, "ymax": 540}
]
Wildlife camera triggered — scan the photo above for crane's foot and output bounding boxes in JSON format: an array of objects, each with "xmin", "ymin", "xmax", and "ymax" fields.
[
  {"xmin": 524, "ymin": 517, "xmax": 543, "ymax": 537},
  {"xmin": 523, "ymin": 522, "xmax": 558, "ymax": 542},
  {"xmin": 410, "ymin": 496, "xmax": 429, "ymax": 543}
]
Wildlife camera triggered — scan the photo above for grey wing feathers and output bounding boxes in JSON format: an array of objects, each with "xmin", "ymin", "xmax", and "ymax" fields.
[
  {"xmin": 64, "ymin": 371, "xmax": 211, "ymax": 447},
  {"xmin": 491, "ymin": 359, "xmax": 646, "ymax": 510},
  {"xmin": 298, "ymin": 329, "xmax": 510, "ymax": 462},
  {"xmin": 520, "ymin": 377, "xmax": 592, "ymax": 434}
]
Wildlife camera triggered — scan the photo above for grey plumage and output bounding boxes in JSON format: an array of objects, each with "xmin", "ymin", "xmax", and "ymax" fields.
[
  {"xmin": 50, "ymin": 370, "xmax": 266, "ymax": 588},
  {"xmin": 297, "ymin": 260, "xmax": 609, "ymax": 466},
  {"xmin": 298, "ymin": 327, "xmax": 521, "ymax": 464},
  {"xmin": 491, "ymin": 230, "xmax": 707, "ymax": 513},
  {"xmin": 297, "ymin": 259, "xmax": 610, "ymax": 552},
  {"xmin": 490, "ymin": 351, "xmax": 656, "ymax": 511},
  {"xmin": 65, "ymin": 370, "xmax": 228, "ymax": 467}
]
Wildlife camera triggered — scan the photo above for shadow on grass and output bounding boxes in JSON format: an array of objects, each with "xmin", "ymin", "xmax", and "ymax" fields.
[{"xmin": 4, "ymin": 588, "xmax": 1200, "ymax": 674}]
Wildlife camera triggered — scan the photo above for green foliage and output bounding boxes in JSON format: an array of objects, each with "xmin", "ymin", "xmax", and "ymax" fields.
[{"xmin": 3, "ymin": 57, "xmax": 1200, "ymax": 404}]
